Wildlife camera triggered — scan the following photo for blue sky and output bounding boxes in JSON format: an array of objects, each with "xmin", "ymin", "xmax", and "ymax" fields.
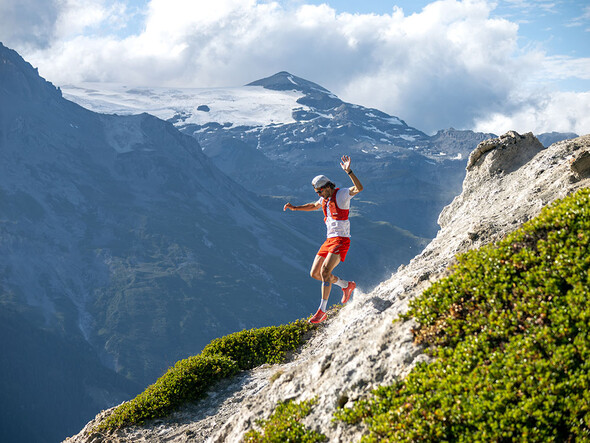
[{"xmin": 0, "ymin": 0, "xmax": 588, "ymax": 135}]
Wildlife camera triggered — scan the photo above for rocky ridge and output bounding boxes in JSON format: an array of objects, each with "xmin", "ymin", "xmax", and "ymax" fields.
[{"xmin": 66, "ymin": 131, "xmax": 590, "ymax": 442}]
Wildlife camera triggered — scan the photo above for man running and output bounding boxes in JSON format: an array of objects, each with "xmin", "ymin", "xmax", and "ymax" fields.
[{"xmin": 283, "ymin": 155, "xmax": 364, "ymax": 323}]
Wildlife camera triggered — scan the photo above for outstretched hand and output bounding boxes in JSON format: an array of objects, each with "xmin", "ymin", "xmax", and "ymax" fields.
[
  {"xmin": 340, "ymin": 155, "xmax": 352, "ymax": 173},
  {"xmin": 283, "ymin": 203, "xmax": 294, "ymax": 211}
]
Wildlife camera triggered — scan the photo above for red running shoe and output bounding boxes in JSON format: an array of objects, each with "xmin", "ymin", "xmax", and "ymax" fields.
[
  {"xmin": 341, "ymin": 281, "xmax": 356, "ymax": 304},
  {"xmin": 309, "ymin": 308, "xmax": 327, "ymax": 324}
]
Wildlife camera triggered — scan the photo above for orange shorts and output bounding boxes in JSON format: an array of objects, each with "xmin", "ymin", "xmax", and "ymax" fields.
[{"xmin": 317, "ymin": 237, "xmax": 351, "ymax": 262}]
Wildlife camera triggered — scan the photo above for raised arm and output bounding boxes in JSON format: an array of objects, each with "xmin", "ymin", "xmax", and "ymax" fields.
[{"xmin": 340, "ymin": 155, "xmax": 363, "ymax": 196}]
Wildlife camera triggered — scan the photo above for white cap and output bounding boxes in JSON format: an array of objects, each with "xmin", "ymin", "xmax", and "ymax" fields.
[{"xmin": 312, "ymin": 175, "xmax": 330, "ymax": 188}]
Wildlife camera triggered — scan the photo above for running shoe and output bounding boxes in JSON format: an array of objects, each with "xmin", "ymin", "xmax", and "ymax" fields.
[
  {"xmin": 341, "ymin": 281, "xmax": 356, "ymax": 304},
  {"xmin": 309, "ymin": 308, "xmax": 327, "ymax": 324}
]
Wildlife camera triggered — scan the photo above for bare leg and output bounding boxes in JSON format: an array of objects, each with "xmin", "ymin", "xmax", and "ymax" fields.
[
  {"xmin": 309, "ymin": 255, "xmax": 324, "ymax": 281},
  {"xmin": 310, "ymin": 253, "xmax": 341, "ymax": 301}
]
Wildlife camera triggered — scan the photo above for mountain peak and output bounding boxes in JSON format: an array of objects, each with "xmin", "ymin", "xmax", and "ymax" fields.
[
  {"xmin": 0, "ymin": 42, "xmax": 62, "ymax": 104},
  {"xmin": 246, "ymin": 71, "xmax": 331, "ymax": 95},
  {"xmin": 246, "ymin": 71, "xmax": 343, "ymax": 112}
]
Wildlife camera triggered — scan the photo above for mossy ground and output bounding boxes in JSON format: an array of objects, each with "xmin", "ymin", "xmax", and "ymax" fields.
[{"xmin": 335, "ymin": 188, "xmax": 590, "ymax": 441}]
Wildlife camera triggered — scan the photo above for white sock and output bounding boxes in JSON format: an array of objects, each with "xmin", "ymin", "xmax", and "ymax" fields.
[
  {"xmin": 334, "ymin": 278, "xmax": 348, "ymax": 289},
  {"xmin": 319, "ymin": 299, "xmax": 328, "ymax": 311}
]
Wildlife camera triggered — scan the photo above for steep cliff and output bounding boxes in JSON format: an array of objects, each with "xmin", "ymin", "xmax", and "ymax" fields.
[{"xmin": 66, "ymin": 131, "xmax": 590, "ymax": 442}]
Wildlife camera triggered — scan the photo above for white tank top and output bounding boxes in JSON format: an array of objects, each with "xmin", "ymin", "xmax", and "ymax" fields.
[{"xmin": 318, "ymin": 187, "xmax": 354, "ymax": 238}]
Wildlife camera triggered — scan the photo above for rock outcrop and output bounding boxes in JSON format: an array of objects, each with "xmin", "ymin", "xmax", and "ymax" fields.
[{"xmin": 66, "ymin": 132, "xmax": 590, "ymax": 442}]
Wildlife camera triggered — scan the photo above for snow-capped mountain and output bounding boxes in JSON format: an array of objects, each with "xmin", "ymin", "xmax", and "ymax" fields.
[
  {"xmin": 0, "ymin": 43, "xmax": 352, "ymax": 443},
  {"xmin": 62, "ymin": 71, "xmax": 432, "ymax": 160},
  {"xmin": 62, "ymin": 72, "xmax": 472, "ymax": 242}
]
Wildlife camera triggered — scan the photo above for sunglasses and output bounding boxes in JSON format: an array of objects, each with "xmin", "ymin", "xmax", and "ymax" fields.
[{"xmin": 314, "ymin": 186, "xmax": 327, "ymax": 194}]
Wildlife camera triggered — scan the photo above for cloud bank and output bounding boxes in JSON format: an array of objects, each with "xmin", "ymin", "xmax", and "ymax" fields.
[{"xmin": 1, "ymin": 0, "xmax": 588, "ymax": 135}]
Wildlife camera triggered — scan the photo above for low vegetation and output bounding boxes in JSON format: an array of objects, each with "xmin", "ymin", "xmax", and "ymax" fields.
[
  {"xmin": 336, "ymin": 188, "xmax": 590, "ymax": 441},
  {"xmin": 244, "ymin": 399, "xmax": 327, "ymax": 442},
  {"xmin": 95, "ymin": 317, "xmax": 316, "ymax": 432}
]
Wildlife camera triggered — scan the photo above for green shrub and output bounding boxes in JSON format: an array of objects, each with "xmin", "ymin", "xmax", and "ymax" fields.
[
  {"xmin": 96, "ymin": 355, "xmax": 239, "ymax": 431},
  {"xmin": 96, "ymin": 318, "xmax": 316, "ymax": 432},
  {"xmin": 201, "ymin": 319, "xmax": 315, "ymax": 369},
  {"xmin": 336, "ymin": 188, "xmax": 590, "ymax": 441},
  {"xmin": 244, "ymin": 399, "xmax": 327, "ymax": 442}
]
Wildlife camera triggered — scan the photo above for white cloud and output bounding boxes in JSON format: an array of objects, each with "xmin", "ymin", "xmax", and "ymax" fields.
[
  {"xmin": 474, "ymin": 91, "xmax": 590, "ymax": 135},
  {"xmin": 0, "ymin": 0, "xmax": 131, "ymax": 48},
  {"xmin": 567, "ymin": 4, "xmax": 590, "ymax": 28},
  {"xmin": 1, "ymin": 0, "xmax": 588, "ymax": 135},
  {"xmin": 539, "ymin": 56, "xmax": 590, "ymax": 81},
  {"xmin": 501, "ymin": 0, "xmax": 558, "ymax": 14},
  {"xmin": 0, "ymin": 0, "xmax": 60, "ymax": 48},
  {"xmin": 54, "ymin": 1, "xmax": 117, "ymax": 38}
]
